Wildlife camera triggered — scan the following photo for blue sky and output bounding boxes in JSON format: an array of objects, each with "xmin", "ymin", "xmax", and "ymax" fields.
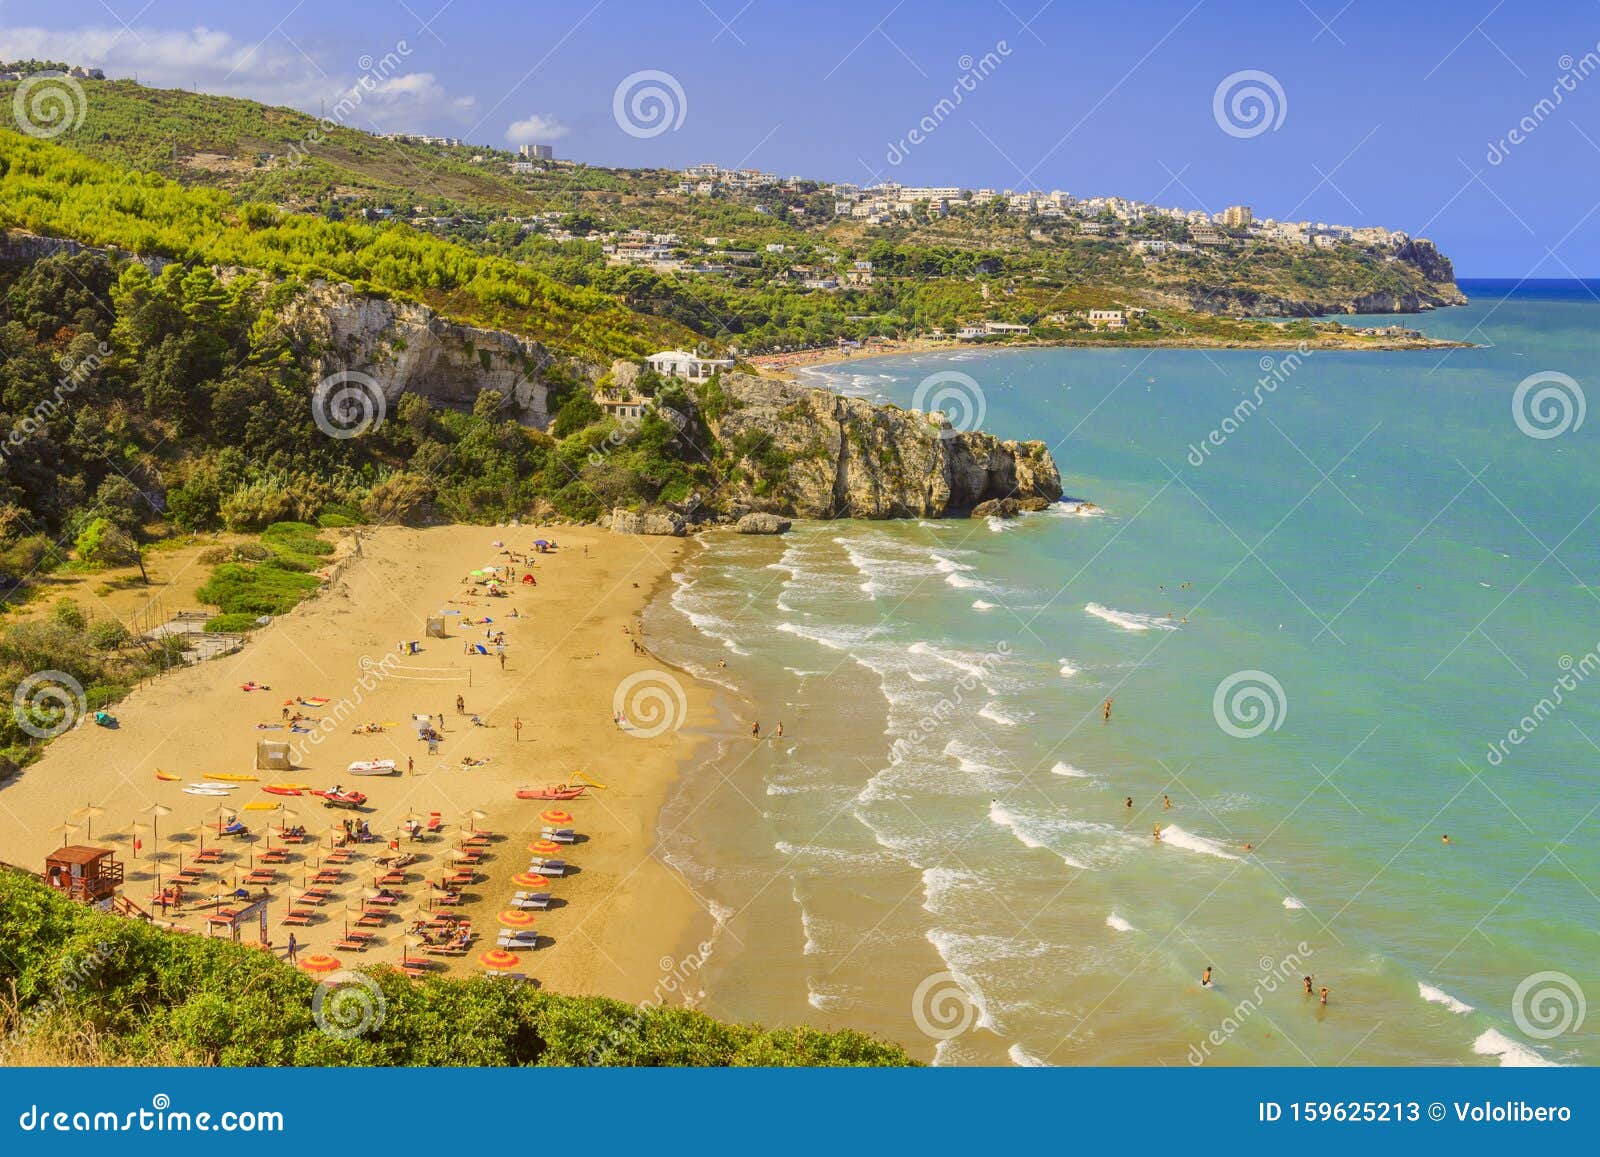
[{"xmin": 4, "ymin": 0, "xmax": 1598, "ymax": 274}]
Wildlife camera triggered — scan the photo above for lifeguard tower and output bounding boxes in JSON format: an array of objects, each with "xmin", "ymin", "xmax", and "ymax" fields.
[{"xmin": 43, "ymin": 845, "xmax": 124, "ymax": 905}]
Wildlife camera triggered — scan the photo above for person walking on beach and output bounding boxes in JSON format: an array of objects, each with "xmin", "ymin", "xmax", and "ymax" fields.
[
  {"xmin": 751, "ymin": 721, "xmax": 761, "ymax": 739},
  {"xmin": 1201, "ymin": 966, "xmax": 1213, "ymax": 988},
  {"xmin": 456, "ymin": 694, "xmax": 465, "ymax": 715},
  {"xmin": 499, "ymin": 651, "xmax": 507, "ymax": 670},
  {"xmin": 408, "ymin": 756, "xmax": 414, "ymax": 774},
  {"xmin": 775, "ymin": 722, "xmax": 784, "ymax": 739},
  {"xmin": 287, "ymin": 932, "xmax": 299, "ymax": 964}
]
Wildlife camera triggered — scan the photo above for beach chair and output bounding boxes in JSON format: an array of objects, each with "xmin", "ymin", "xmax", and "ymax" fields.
[
  {"xmin": 313, "ymin": 869, "xmax": 343, "ymax": 885},
  {"xmin": 539, "ymin": 827, "xmax": 577, "ymax": 844},
  {"xmin": 526, "ymin": 858, "xmax": 567, "ymax": 877},
  {"xmin": 426, "ymin": 812, "xmax": 444, "ymax": 834},
  {"xmin": 295, "ymin": 890, "xmax": 329, "ymax": 907},
  {"xmin": 282, "ymin": 910, "xmax": 314, "ymax": 926},
  {"xmin": 379, "ymin": 870, "xmax": 406, "ymax": 887},
  {"xmin": 495, "ymin": 930, "xmax": 541, "ymax": 949},
  {"xmin": 193, "ymin": 848, "xmax": 225, "ymax": 864},
  {"xmin": 432, "ymin": 891, "xmax": 462, "ymax": 907},
  {"xmin": 399, "ymin": 962, "xmax": 430, "ymax": 980},
  {"xmin": 344, "ymin": 930, "xmax": 376, "ymax": 944},
  {"xmin": 259, "ymin": 848, "xmax": 290, "ymax": 864},
  {"xmin": 325, "ymin": 849, "xmax": 354, "ymax": 864},
  {"xmin": 511, "ymin": 891, "xmax": 553, "ymax": 910},
  {"xmin": 335, "ymin": 937, "xmax": 367, "ymax": 952},
  {"xmin": 245, "ymin": 869, "xmax": 277, "ymax": 886},
  {"xmin": 356, "ymin": 911, "xmax": 387, "ymax": 928}
]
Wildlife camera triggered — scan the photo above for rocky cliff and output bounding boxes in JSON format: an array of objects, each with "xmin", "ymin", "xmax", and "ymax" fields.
[
  {"xmin": 277, "ymin": 281, "xmax": 564, "ymax": 427},
  {"xmin": 705, "ymin": 373, "xmax": 1062, "ymax": 519}
]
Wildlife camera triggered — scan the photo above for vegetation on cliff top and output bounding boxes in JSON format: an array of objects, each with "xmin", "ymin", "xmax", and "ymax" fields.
[{"xmin": 0, "ymin": 870, "xmax": 912, "ymax": 1066}]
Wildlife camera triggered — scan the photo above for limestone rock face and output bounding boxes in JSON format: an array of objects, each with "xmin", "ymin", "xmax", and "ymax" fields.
[
  {"xmin": 972, "ymin": 496, "xmax": 1053, "ymax": 519},
  {"xmin": 735, "ymin": 512, "xmax": 793, "ymax": 534},
  {"xmin": 609, "ymin": 507, "xmax": 687, "ymax": 536},
  {"xmin": 280, "ymin": 281, "xmax": 560, "ymax": 428},
  {"xmin": 707, "ymin": 374, "xmax": 1062, "ymax": 519}
]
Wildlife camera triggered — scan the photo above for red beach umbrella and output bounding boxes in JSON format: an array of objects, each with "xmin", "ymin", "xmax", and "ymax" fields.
[
  {"xmin": 298, "ymin": 953, "xmax": 342, "ymax": 974},
  {"xmin": 540, "ymin": 810, "xmax": 572, "ymax": 825},
  {"xmin": 479, "ymin": 949, "xmax": 519, "ymax": 971},
  {"xmin": 527, "ymin": 840, "xmax": 562, "ymax": 855},
  {"xmin": 498, "ymin": 909, "xmax": 537, "ymax": 928},
  {"xmin": 511, "ymin": 872, "xmax": 550, "ymax": 889}
]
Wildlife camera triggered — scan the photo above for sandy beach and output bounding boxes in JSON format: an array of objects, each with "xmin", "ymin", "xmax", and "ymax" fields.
[{"xmin": 0, "ymin": 524, "xmax": 717, "ymax": 1003}]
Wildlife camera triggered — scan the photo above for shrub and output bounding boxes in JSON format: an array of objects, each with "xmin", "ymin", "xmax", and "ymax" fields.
[
  {"xmin": 203, "ymin": 612, "xmax": 259, "ymax": 633},
  {"xmin": 195, "ymin": 562, "xmax": 319, "ymax": 616},
  {"xmin": 85, "ymin": 620, "xmax": 131, "ymax": 650}
]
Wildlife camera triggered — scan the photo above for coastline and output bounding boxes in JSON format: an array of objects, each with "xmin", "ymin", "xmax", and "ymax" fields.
[
  {"xmin": 748, "ymin": 328, "xmax": 1471, "ymax": 377},
  {"xmin": 0, "ymin": 523, "xmax": 716, "ymax": 1006}
]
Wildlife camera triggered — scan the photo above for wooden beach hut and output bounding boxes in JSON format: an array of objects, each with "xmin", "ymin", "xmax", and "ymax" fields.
[{"xmin": 43, "ymin": 845, "xmax": 124, "ymax": 905}]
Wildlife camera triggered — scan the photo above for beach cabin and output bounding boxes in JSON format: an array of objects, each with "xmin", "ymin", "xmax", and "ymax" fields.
[{"xmin": 43, "ymin": 845, "xmax": 124, "ymax": 904}]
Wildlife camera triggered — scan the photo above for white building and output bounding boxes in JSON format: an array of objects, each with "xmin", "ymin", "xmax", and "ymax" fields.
[
  {"xmin": 1087, "ymin": 310, "xmax": 1127, "ymax": 329},
  {"xmin": 647, "ymin": 351, "xmax": 735, "ymax": 381}
]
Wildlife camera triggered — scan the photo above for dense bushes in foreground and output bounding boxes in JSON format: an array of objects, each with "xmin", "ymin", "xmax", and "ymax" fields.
[{"xmin": 0, "ymin": 872, "xmax": 912, "ymax": 1067}]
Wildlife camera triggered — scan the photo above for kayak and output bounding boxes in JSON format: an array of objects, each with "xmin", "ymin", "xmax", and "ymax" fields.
[
  {"xmin": 347, "ymin": 759, "xmax": 398, "ymax": 776},
  {"xmin": 516, "ymin": 785, "xmax": 587, "ymax": 801},
  {"xmin": 209, "ymin": 773, "xmax": 258, "ymax": 783},
  {"xmin": 184, "ymin": 787, "xmax": 232, "ymax": 797},
  {"xmin": 262, "ymin": 785, "xmax": 306, "ymax": 796},
  {"xmin": 189, "ymin": 782, "xmax": 238, "ymax": 791}
]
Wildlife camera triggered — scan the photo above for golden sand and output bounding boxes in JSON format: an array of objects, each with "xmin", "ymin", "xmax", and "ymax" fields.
[{"xmin": 0, "ymin": 524, "xmax": 715, "ymax": 1002}]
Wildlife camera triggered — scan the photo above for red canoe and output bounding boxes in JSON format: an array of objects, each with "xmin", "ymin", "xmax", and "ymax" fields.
[
  {"xmin": 262, "ymin": 785, "xmax": 303, "ymax": 796},
  {"xmin": 516, "ymin": 785, "xmax": 587, "ymax": 801}
]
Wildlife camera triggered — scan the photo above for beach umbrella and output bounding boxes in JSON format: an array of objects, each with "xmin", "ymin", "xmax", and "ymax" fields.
[
  {"xmin": 189, "ymin": 821, "xmax": 213, "ymax": 852},
  {"xmin": 447, "ymin": 848, "xmax": 477, "ymax": 862},
  {"xmin": 527, "ymin": 840, "xmax": 561, "ymax": 856},
  {"xmin": 497, "ymin": 909, "xmax": 536, "ymax": 929},
  {"xmin": 144, "ymin": 802, "xmax": 172, "ymax": 847},
  {"xmin": 478, "ymin": 949, "xmax": 519, "ymax": 971},
  {"xmin": 540, "ymin": 810, "xmax": 573, "ymax": 825},
  {"xmin": 71, "ymin": 803, "xmax": 106, "ymax": 839},
  {"xmin": 49, "ymin": 821, "xmax": 79, "ymax": 845},
  {"xmin": 128, "ymin": 820, "xmax": 151, "ymax": 859},
  {"xmin": 298, "ymin": 953, "xmax": 342, "ymax": 974},
  {"xmin": 511, "ymin": 872, "xmax": 550, "ymax": 889}
]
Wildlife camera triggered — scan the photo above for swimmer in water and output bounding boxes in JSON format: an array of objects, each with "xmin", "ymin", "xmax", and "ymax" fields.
[
  {"xmin": 1125, "ymin": 796, "xmax": 1134, "ymax": 810},
  {"xmin": 775, "ymin": 722, "xmax": 784, "ymax": 739},
  {"xmin": 1320, "ymin": 986, "xmax": 1329, "ymax": 1006},
  {"xmin": 1441, "ymin": 834, "xmax": 1450, "ymax": 845},
  {"xmin": 1242, "ymin": 843, "xmax": 1253, "ymax": 852},
  {"xmin": 1163, "ymin": 794, "xmax": 1172, "ymax": 810},
  {"xmin": 1201, "ymin": 966, "xmax": 1213, "ymax": 987},
  {"xmin": 1102, "ymin": 698, "xmax": 1113, "ymax": 721},
  {"xmin": 751, "ymin": 721, "xmax": 760, "ymax": 739},
  {"xmin": 1153, "ymin": 824, "xmax": 1162, "ymax": 840},
  {"xmin": 1303, "ymin": 976, "xmax": 1314, "ymax": 995}
]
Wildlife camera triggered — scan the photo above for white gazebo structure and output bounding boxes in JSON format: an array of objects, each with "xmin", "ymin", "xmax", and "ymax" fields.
[{"xmin": 646, "ymin": 350, "xmax": 735, "ymax": 381}]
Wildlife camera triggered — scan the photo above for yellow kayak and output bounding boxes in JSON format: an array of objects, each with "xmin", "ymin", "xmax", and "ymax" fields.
[
  {"xmin": 210, "ymin": 773, "xmax": 259, "ymax": 782},
  {"xmin": 242, "ymin": 801, "xmax": 279, "ymax": 812},
  {"xmin": 155, "ymin": 770, "xmax": 180, "ymax": 782}
]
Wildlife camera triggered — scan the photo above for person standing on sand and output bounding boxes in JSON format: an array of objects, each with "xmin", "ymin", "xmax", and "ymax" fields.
[
  {"xmin": 407, "ymin": 756, "xmax": 414, "ymax": 774},
  {"xmin": 499, "ymin": 651, "xmax": 506, "ymax": 670},
  {"xmin": 775, "ymin": 722, "xmax": 784, "ymax": 739},
  {"xmin": 456, "ymin": 695, "xmax": 465, "ymax": 715}
]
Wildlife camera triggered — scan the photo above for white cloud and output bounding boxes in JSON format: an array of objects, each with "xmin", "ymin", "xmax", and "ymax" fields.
[
  {"xmin": 505, "ymin": 112, "xmax": 569, "ymax": 144},
  {"xmin": 0, "ymin": 24, "xmax": 479, "ymax": 130}
]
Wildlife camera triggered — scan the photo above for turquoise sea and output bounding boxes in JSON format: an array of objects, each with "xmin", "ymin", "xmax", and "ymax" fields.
[{"xmin": 645, "ymin": 281, "xmax": 1600, "ymax": 1066}]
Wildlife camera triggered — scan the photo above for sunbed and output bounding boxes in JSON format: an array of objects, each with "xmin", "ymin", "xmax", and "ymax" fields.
[
  {"xmin": 511, "ymin": 891, "xmax": 553, "ymax": 909},
  {"xmin": 526, "ymin": 858, "xmax": 567, "ymax": 877}
]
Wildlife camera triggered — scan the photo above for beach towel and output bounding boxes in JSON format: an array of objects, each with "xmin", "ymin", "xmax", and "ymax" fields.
[
  {"xmin": 290, "ymin": 725, "xmax": 311, "ymax": 734},
  {"xmin": 468, "ymin": 644, "xmax": 488, "ymax": 655},
  {"xmin": 301, "ymin": 696, "xmax": 331, "ymax": 706}
]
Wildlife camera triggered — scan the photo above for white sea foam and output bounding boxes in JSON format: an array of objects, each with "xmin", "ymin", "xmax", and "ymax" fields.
[
  {"xmin": 1106, "ymin": 913, "xmax": 1134, "ymax": 932},
  {"xmin": 945, "ymin": 571, "xmax": 983, "ymax": 589},
  {"xmin": 988, "ymin": 801, "xmax": 1089, "ymax": 869},
  {"xmin": 1085, "ymin": 602, "xmax": 1180, "ymax": 631},
  {"xmin": 1008, "ymin": 1044, "xmax": 1049, "ymax": 1066},
  {"xmin": 1051, "ymin": 761, "xmax": 1091, "ymax": 778},
  {"xmin": 920, "ymin": 866, "xmax": 979, "ymax": 914},
  {"xmin": 1419, "ymin": 983, "xmax": 1474, "ymax": 1015},
  {"xmin": 775, "ymin": 840, "xmax": 897, "ymax": 871},
  {"xmin": 806, "ymin": 980, "xmax": 861, "ymax": 1011},
  {"xmin": 972, "ymin": 599, "xmax": 996, "ymax": 610},
  {"xmin": 1473, "ymin": 1029, "xmax": 1556, "ymax": 1067},
  {"xmin": 1156, "ymin": 823, "xmax": 1242, "ymax": 861},
  {"xmin": 986, "ymin": 516, "xmax": 1013, "ymax": 533},
  {"xmin": 1282, "ymin": 896, "xmax": 1305, "ymax": 910},
  {"xmin": 1057, "ymin": 659, "xmax": 1079, "ymax": 678},
  {"xmin": 979, "ymin": 702, "xmax": 1019, "ymax": 726}
]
